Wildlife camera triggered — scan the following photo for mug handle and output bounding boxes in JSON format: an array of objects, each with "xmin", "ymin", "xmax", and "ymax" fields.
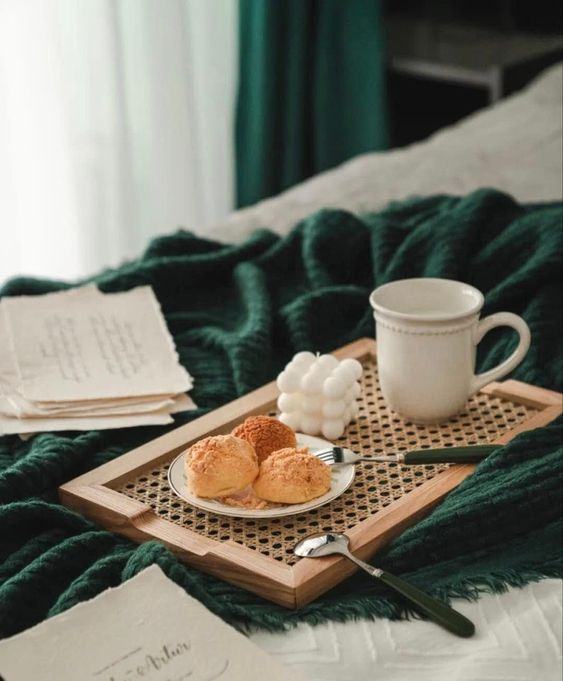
[{"xmin": 471, "ymin": 312, "xmax": 531, "ymax": 394}]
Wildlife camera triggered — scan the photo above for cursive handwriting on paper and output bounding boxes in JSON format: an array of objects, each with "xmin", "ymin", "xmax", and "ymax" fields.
[
  {"xmin": 89, "ymin": 313, "xmax": 147, "ymax": 380},
  {"xmin": 103, "ymin": 641, "xmax": 229, "ymax": 681},
  {"xmin": 39, "ymin": 315, "xmax": 90, "ymax": 383}
]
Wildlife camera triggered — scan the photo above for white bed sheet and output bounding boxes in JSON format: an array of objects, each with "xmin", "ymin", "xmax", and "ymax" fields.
[
  {"xmin": 217, "ymin": 63, "xmax": 562, "ymax": 680},
  {"xmin": 250, "ymin": 580, "xmax": 562, "ymax": 681},
  {"xmin": 207, "ymin": 63, "xmax": 562, "ymax": 245}
]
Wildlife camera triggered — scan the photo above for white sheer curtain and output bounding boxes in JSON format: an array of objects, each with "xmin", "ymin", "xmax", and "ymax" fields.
[{"xmin": 0, "ymin": 0, "xmax": 238, "ymax": 281}]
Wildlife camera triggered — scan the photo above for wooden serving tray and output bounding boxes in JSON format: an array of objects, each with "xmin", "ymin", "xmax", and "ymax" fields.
[{"xmin": 59, "ymin": 338, "xmax": 562, "ymax": 608}]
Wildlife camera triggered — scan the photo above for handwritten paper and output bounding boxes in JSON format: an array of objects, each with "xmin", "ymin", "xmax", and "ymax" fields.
[
  {"xmin": 0, "ymin": 565, "xmax": 305, "ymax": 681},
  {"xmin": 3, "ymin": 286, "xmax": 192, "ymax": 401},
  {"xmin": 0, "ymin": 286, "xmax": 196, "ymax": 435}
]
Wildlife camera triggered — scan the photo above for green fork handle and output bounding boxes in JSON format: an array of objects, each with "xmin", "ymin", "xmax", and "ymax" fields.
[{"xmin": 403, "ymin": 444, "xmax": 498, "ymax": 465}]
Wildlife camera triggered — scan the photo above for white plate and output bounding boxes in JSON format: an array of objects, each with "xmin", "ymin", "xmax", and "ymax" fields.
[{"xmin": 167, "ymin": 433, "xmax": 355, "ymax": 519}]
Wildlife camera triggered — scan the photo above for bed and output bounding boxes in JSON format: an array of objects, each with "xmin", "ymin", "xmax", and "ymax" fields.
[
  {"xmin": 0, "ymin": 63, "xmax": 560, "ymax": 681},
  {"xmin": 209, "ymin": 62, "xmax": 562, "ymax": 244},
  {"xmin": 222, "ymin": 63, "xmax": 562, "ymax": 681}
]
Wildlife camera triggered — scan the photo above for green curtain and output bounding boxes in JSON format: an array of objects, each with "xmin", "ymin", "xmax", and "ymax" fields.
[{"xmin": 236, "ymin": 0, "xmax": 388, "ymax": 208}]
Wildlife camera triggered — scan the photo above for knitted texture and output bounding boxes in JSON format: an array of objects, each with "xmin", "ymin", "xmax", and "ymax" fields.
[{"xmin": 0, "ymin": 189, "xmax": 561, "ymax": 637}]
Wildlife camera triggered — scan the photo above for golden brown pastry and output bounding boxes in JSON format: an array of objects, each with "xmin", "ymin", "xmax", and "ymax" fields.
[
  {"xmin": 184, "ymin": 434, "xmax": 258, "ymax": 498},
  {"xmin": 252, "ymin": 447, "xmax": 331, "ymax": 504},
  {"xmin": 232, "ymin": 415, "xmax": 297, "ymax": 464}
]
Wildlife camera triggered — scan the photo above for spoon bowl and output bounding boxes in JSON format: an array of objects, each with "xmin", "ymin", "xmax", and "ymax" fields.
[{"xmin": 294, "ymin": 532, "xmax": 352, "ymax": 558}]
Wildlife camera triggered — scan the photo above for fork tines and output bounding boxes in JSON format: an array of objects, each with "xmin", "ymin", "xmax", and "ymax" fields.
[{"xmin": 314, "ymin": 447, "xmax": 344, "ymax": 464}]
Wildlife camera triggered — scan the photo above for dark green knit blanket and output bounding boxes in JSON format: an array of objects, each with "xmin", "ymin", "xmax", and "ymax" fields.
[{"xmin": 0, "ymin": 189, "xmax": 561, "ymax": 637}]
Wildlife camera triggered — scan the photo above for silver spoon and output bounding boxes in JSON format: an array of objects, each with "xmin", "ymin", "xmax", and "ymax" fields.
[{"xmin": 294, "ymin": 532, "xmax": 475, "ymax": 638}]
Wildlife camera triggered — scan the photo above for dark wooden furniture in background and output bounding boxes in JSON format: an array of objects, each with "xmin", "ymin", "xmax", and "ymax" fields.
[{"xmin": 385, "ymin": 1, "xmax": 563, "ymax": 147}]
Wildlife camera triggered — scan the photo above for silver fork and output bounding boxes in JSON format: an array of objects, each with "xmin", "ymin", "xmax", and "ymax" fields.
[{"xmin": 312, "ymin": 444, "xmax": 496, "ymax": 466}]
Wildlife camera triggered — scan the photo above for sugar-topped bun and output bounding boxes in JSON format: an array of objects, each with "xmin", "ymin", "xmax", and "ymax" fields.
[
  {"xmin": 184, "ymin": 435, "xmax": 258, "ymax": 498},
  {"xmin": 252, "ymin": 447, "xmax": 331, "ymax": 504},
  {"xmin": 232, "ymin": 415, "xmax": 297, "ymax": 464}
]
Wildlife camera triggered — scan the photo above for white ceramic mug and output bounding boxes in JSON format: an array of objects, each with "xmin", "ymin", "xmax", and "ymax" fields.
[{"xmin": 369, "ymin": 278, "xmax": 531, "ymax": 423}]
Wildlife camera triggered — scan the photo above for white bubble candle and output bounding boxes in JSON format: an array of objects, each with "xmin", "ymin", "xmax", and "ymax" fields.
[{"xmin": 276, "ymin": 352, "xmax": 363, "ymax": 440}]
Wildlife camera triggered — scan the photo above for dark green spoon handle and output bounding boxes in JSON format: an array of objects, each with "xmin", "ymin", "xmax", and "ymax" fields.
[
  {"xmin": 377, "ymin": 570, "xmax": 475, "ymax": 637},
  {"xmin": 347, "ymin": 554, "xmax": 475, "ymax": 637},
  {"xmin": 403, "ymin": 444, "xmax": 498, "ymax": 465}
]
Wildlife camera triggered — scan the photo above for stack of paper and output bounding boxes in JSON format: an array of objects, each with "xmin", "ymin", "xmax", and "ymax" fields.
[{"xmin": 0, "ymin": 285, "xmax": 196, "ymax": 436}]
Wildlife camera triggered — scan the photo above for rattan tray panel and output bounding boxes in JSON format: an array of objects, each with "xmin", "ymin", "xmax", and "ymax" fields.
[
  {"xmin": 59, "ymin": 338, "xmax": 561, "ymax": 608},
  {"xmin": 112, "ymin": 357, "xmax": 538, "ymax": 565}
]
